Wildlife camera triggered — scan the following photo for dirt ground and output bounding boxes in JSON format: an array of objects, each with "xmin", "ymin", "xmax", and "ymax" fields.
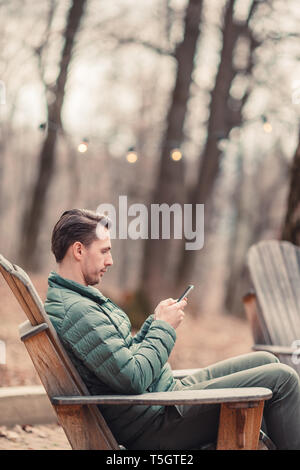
[
  {"xmin": 0, "ymin": 273, "xmax": 254, "ymax": 450},
  {"xmin": 0, "ymin": 424, "xmax": 70, "ymax": 450}
]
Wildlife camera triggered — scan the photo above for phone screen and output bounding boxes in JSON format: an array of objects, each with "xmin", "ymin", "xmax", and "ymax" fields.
[{"xmin": 177, "ymin": 285, "xmax": 194, "ymax": 302}]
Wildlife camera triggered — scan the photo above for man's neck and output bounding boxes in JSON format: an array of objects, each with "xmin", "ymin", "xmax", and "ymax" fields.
[{"xmin": 57, "ymin": 263, "xmax": 87, "ymax": 286}]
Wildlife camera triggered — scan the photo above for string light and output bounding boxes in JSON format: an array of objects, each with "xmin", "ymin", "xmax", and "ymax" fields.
[
  {"xmin": 126, "ymin": 147, "xmax": 138, "ymax": 163},
  {"xmin": 261, "ymin": 115, "xmax": 272, "ymax": 133},
  {"xmin": 77, "ymin": 138, "xmax": 89, "ymax": 153},
  {"xmin": 263, "ymin": 122, "xmax": 272, "ymax": 133},
  {"xmin": 170, "ymin": 148, "xmax": 182, "ymax": 161},
  {"xmin": 39, "ymin": 123, "xmax": 90, "ymax": 153},
  {"xmin": 37, "ymin": 113, "xmax": 275, "ymax": 164}
]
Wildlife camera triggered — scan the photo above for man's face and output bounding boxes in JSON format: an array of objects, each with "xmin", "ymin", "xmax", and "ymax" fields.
[{"xmin": 80, "ymin": 229, "xmax": 113, "ymax": 286}]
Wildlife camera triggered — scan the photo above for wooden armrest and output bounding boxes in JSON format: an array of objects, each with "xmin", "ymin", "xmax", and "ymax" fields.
[
  {"xmin": 253, "ymin": 344, "xmax": 299, "ymax": 356},
  {"xmin": 51, "ymin": 387, "xmax": 272, "ymax": 406},
  {"xmin": 172, "ymin": 368, "xmax": 200, "ymax": 379}
]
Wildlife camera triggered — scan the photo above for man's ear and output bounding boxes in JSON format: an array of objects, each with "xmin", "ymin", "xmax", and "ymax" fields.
[{"xmin": 72, "ymin": 241, "xmax": 83, "ymax": 261}]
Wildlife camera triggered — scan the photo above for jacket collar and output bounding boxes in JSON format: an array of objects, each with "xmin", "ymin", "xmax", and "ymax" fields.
[{"xmin": 48, "ymin": 271, "xmax": 108, "ymax": 305}]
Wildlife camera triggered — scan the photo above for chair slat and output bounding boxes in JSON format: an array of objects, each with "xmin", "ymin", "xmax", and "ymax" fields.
[
  {"xmin": 248, "ymin": 243, "xmax": 286, "ymax": 344},
  {"xmin": 248, "ymin": 240, "xmax": 300, "ymax": 346},
  {"xmin": 259, "ymin": 242, "xmax": 298, "ymax": 341},
  {"xmin": 0, "ymin": 264, "xmax": 37, "ymax": 325}
]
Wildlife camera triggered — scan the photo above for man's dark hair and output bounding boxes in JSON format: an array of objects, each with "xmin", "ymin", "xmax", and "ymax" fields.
[{"xmin": 51, "ymin": 209, "xmax": 111, "ymax": 263}]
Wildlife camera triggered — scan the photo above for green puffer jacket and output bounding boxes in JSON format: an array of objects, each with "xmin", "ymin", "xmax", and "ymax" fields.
[{"xmin": 44, "ymin": 271, "xmax": 178, "ymax": 447}]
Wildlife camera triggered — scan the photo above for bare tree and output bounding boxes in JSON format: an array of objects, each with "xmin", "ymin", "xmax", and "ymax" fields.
[
  {"xmin": 225, "ymin": 145, "xmax": 289, "ymax": 316},
  {"xmin": 176, "ymin": 0, "xmax": 262, "ymax": 289},
  {"xmin": 281, "ymin": 127, "xmax": 300, "ymax": 245},
  {"xmin": 18, "ymin": 0, "xmax": 87, "ymax": 270},
  {"xmin": 139, "ymin": 0, "xmax": 204, "ymax": 308}
]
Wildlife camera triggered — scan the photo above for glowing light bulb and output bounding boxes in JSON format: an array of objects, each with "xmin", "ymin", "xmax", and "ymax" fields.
[
  {"xmin": 77, "ymin": 138, "xmax": 89, "ymax": 153},
  {"xmin": 78, "ymin": 143, "xmax": 88, "ymax": 153},
  {"xmin": 261, "ymin": 115, "xmax": 272, "ymax": 134},
  {"xmin": 263, "ymin": 122, "xmax": 272, "ymax": 133},
  {"xmin": 126, "ymin": 151, "xmax": 138, "ymax": 163},
  {"xmin": 170, "ymin": 148, "xmax": 182, "ymax": 161},
  {"xmin": 126, "ymin": 147, "xmax": 138, "ymax": 163}
]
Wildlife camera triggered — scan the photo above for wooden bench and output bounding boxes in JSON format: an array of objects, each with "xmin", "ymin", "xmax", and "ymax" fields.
[
  {"xmin": 0, "ymin": 254, "xmax": 272, "ymax": 450},
  {"xmin": 244, "ymin": 240, "xmax": 300, "ymax": 373}
]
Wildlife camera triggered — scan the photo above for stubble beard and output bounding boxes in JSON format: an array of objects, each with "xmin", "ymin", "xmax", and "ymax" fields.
[{"xmin": 84, "ymin": 271, "xmax": 101, "ymax": 286}]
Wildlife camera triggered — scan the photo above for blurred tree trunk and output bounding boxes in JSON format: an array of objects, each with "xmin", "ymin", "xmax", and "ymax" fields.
[
  {"xmin": 225, "ymin": 146, "xmax": 288, "ymax": 316},
  {"xmin": 18, "ymin": 0, "xmax": 87, "ymax": 271},
  {"xmin": 176, "ymin": 0, "xmax": 261, "ymax": 289},
  {"xmin": 140, "ymin": 0, "xmax": 203, "ymax": 308},
  {"xmin": 281, "ymin": 127, "xmax": 300, "ymax": 245}
]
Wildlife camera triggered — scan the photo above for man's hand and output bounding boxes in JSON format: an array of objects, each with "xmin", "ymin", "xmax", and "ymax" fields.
[{"xmin": 154, "ymin": 298, "xmax": 187, "ymax": 330}]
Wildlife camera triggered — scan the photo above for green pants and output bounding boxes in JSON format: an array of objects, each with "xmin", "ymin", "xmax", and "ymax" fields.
[{"xmin": 130, "ymin": 352, "xmax": 300, "ymax": 450}]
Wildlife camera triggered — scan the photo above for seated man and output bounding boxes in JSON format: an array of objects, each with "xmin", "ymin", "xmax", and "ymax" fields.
[{"xmin": 45, "ymin": 209, "xmax": 300, "ymax": 450}]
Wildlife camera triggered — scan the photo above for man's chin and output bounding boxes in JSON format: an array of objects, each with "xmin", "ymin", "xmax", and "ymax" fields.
[{"xmin": 84, "ymin": 275, "xmax": 102, "ymax": 286}]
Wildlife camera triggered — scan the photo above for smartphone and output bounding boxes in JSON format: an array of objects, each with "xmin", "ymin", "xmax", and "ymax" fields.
[{"xmin": 177, "ymin": 285, "xmax": 194, "ymax": 302}]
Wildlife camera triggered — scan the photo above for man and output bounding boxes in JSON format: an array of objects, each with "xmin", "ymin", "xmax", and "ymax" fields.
[{"xmin": 45, "ymin": 209, "xmax": 300, "ymax": 450}]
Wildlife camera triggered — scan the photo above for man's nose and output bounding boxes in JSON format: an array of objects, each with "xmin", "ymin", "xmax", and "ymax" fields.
[{"xmin": 105, "ymin": 254, "xmax": 113, "ymax": 266}]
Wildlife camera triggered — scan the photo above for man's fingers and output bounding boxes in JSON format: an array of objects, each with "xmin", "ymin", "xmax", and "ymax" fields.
[
  {"xmin": 162, "ymin": 298, "xmax": 176, "ymax": 305},
  {"xmin": 161, "ymin": 298, "xmax": 187, "ymax": 307},
  {"xmin": 167, "ymin": 300, "xmax": 187, "ymax": 313}
]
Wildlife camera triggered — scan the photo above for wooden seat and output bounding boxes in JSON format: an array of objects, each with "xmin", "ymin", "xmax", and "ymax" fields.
[
  {"xmin": 0, "ymin": 253, "xmax": 272, "ymax": 450},
  {"xmin": 243, "ymin": 240, "xmax": 300, "ymax": 373}
]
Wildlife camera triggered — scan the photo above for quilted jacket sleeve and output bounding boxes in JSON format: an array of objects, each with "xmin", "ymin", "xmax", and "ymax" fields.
[
  {"xmin": 132, "ymin": 314, "xmax": 154, "ymax": 345},
  {"xmin": 60, "ymin": 304, "xmax": 176, "ymax": 395}
]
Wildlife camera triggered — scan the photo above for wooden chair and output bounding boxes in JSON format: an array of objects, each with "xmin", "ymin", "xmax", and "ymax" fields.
[
  {"xmin": 0, "ymin": 253, "xmax": 272, "ymax": 450},
  {"xmin": 243, "ymin": 240, "xmax": 300, "ymax": 373}
]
